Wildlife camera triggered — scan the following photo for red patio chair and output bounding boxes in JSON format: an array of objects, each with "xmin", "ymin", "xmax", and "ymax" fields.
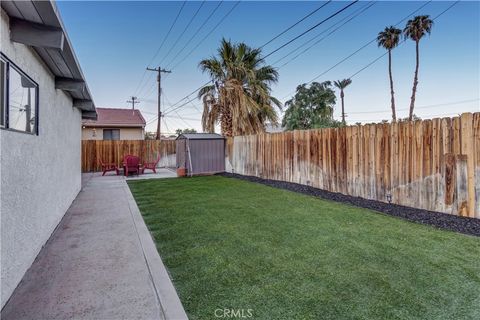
[
  {"xmin": 99, "ymin": 158, "xmax": 119, "ymax": 176},
  {"xmin": 143, "ymin": 154, "xmax": 161, "ymax": 174},
  {"xmin": 123, "ymin": 155, "xmax": 141, "ymax": 177}
]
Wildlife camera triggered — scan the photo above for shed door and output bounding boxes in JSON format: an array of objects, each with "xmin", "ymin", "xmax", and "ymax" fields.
[
  {"xmin": 176, "ymin": 139, "xmax": 186, "ymax": 168},
  {"xmin": 189, "ymin": 139, "xmax": 225, "ymax": 174}
]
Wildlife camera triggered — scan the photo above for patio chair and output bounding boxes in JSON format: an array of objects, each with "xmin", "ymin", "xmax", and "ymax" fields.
[
  {"xmin": 142, "ymin": 154, "xmax": 161, "ymax": 174},
  {"xmin": 123, "ymin": 155, "xmax": 141, "ymax": 177},
  {"xmin": 99, "ymin": 158, "xmax": 119, "ymax": 176}
]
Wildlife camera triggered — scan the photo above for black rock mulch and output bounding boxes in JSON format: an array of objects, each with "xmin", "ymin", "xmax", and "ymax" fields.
[{"xmin": 218, "ymin": 173, "xmax": 480, "ymax": 237}]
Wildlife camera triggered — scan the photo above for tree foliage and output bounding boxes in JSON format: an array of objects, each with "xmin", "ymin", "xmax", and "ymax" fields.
[
  {"xmin": 175, "ymin": 128, "xmax": 197, "ymax": 136},
  {"xmin": 282, "ymin": 81, "xmax": 340, "ymax": 130},
  {"xmin": 198, "ymin": 39, "xmax": 281, "ymax": 136},
  {"xmin": 333, "ymin": 79, "xmax": 352, "ymax": 124},
  {"xmin": 404, "ymin": 15, "xmax": 433, "ymax": 120},
  {"xmin": 377, "ymin": 26, "xmax": 402, "ymax": 122}
]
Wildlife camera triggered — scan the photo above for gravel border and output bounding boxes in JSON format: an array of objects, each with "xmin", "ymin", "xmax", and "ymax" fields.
[{"xmin": 218, "ymin": 173, "xmax": 480, "ymax": 237}]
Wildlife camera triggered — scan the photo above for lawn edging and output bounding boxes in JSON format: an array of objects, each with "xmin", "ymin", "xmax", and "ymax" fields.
[
  {"xmin": 219, "ymin": 173, "xmax": 480, "ymax": 237},
  {"xmin": 123, "ymin": 183, "xmax": 189, "ymax": 320}
]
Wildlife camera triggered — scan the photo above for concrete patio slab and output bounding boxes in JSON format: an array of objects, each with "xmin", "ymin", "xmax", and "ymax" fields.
[
  {"xmin": 1, "ymin": 174, "xmax": 187, "ymax": 320},
  {"xmin": 126, "ymin": 168, "xmax": 177, "ymax": 180}
]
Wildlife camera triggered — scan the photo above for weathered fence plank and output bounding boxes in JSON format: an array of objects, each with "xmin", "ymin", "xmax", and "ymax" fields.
[
  {"xmin": 227, "ymin": 112, "xmax": 480, "ymax": 218},
  {"xmin": 81, "ymin": 140, "xmax": 176, "ymax": 172}
]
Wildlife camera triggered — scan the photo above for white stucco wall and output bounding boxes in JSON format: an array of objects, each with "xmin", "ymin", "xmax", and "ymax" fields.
[{"xmin": 0, "ymin": 10, "xmax": 82, "ymax": 308}]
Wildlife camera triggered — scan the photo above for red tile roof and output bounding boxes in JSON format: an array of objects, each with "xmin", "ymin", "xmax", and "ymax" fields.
[{"xmin": 82, "ymin": 108, "xmax": 146, "ymax": 127}]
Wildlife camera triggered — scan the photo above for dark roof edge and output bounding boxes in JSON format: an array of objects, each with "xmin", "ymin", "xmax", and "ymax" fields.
[
  {"xmin": 176, "ymin": 133, "xmax": 225, "ymax": 140},
  {"xmin": 51, "ymin": 0, "xmax": 95, "ymax": 115},
  {"xmin": 1, "ymin": 0, "xmax": 95, "ymax": 119}
]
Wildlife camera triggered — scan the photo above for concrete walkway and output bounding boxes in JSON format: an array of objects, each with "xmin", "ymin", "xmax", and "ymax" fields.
[{"xmin": 1, "ymin": 173, "xmax": 187, "ymax": 320}]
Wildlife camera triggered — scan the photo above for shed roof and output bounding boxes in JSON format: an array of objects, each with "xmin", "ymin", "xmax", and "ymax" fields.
[
  {"xmin": 82, "ymin": 108, "xmax": 146, "ymax": 127},
  {"xmin": 177, "ymin": 133, "xmax": 224, "ymax": 140}
]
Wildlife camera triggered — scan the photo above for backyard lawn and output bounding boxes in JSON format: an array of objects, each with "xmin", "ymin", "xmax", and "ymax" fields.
[{"xmin": 128, "ymin": 176, "xmax": 480, "ymax": 320}]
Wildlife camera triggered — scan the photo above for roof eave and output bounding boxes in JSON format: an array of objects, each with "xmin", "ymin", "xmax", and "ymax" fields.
[
  {"xmin": 82, "ymin": 123, "xmax": 145, "ymax": 128},
  {"xmin": 1, "ymin": 0, "xmax": 96, "ymax": 118}
]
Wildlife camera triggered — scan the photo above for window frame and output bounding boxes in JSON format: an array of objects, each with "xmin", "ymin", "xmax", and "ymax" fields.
[
  {"xmin": 0, "ymin": 52, "xmax": 39, "ymax": 135},
  {"xmin": 103, "ymin": 128, "xmax": 120, "ymax": 141}
]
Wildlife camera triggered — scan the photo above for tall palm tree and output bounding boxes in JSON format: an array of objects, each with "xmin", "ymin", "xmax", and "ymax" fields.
[
  {"xmin": 333, "ymin": 78, "xmax": 352, "ymax": 124},
  {"xmin": 404, "ymin": 15, "xmax": 433, "ymax": 121},
  {"xmin": 377, "ymin": 26, "xmax": 402, "ymax": 122},
  {"xmin": 198, "ymin": 39, "xmax": 281, "ymax": 136}
]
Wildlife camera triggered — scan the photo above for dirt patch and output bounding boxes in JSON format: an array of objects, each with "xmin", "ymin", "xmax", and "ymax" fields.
[{"xmin": 218, "ymin": 173, "xmax": 480, "ymax": 237}]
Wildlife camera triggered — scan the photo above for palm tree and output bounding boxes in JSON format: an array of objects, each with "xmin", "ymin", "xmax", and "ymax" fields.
[
  {"xmin": 377, "ymin": 26, "xmax": 402, "ymax": 122},
  {"xmin": 404, "ymin": 15, "xmax": 433, "ymax": 121},
  {"xmin": 333, "ymin": 78, "xmax": 352, "ymax": 124},
  {"xmin": 198, "ymin": 39, "xmax": 281, "ymax": 136}
]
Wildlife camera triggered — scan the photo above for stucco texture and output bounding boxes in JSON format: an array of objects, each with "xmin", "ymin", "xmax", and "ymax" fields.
[{"xmin": 1, "ymin": 10, "xmax": 82, "ymax": 308}]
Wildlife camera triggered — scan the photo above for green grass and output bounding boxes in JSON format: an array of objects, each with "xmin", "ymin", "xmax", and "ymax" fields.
[{"xmin": 128, "ymin": 176, "xmax": 480, "ymax": 320}]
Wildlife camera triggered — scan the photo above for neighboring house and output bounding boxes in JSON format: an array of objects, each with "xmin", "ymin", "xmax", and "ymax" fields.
[
  {"xmin": 0, "ymin": 1, "xmax": 96, "ymax": 308},
  {"xmin": 82, "ymin": 107, "xmax": 146, "ymax": 140},
  {"xmin": 265, "ymin": 123, "xmax": 284, "ymax": 133}
]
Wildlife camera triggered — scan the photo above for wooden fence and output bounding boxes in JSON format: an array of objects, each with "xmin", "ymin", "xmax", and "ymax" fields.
[
  {"xmin": 82, "ymin": 140, "xmax": 177, "ymax": 172},
  {"xmin": 227, "ymin": 112, "xmax": 480, "ymax": 218}
]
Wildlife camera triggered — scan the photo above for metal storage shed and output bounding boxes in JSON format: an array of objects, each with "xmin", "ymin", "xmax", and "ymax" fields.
[{"xmin": 176, "ymin": 133, "xmax": 226, "ymax": 176}]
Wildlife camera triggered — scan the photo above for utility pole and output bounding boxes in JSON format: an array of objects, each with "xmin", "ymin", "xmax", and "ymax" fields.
[
  {"xmin": 126, "ymin": 96, "xmax": 140, "ymax": 111},
  {"xmin": 146, "ymin": 67, "xmax": 171, "ymax": 140}
]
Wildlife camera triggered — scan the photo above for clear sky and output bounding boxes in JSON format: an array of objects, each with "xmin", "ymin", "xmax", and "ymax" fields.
[{"xmin": 57, "ymin": 1, "xmax": 480, "ymax": 134}]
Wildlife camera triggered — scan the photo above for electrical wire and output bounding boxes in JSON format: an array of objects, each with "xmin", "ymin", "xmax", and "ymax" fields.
[
  {"xmin": 133, "ymin": 1, "xmax": 187, "ymax": 97},
  {"xmin": 348, "ymin": 98, "xmax": 479, "ymax": 115},
  {"xmin": 163, "ymin": 1, "xmax": 224, "ymax": 69},
  {"xmin": 280, "ymin": 0, "xmax": 432, "ymax": 100},
  {"xmin": 158, "ymin": 1, "xmax": 206, "ymax": 66},
  {"xmin": 275, "ymin": 1, "xmax": 376, "ymax": 68},
  {"xmin": 347, "ymin": 0, "xmax": 460, "ymax": 80},
  {"xmin": 168, "ymin": 1, "xmax": 241, "ymax": 71},
  {"xmin": 260, "ymin": 1, "xmax": 332, "ymax": 48},
  {"xmin": 263, "ymin": 1, "xmax": 359, "ymax": 59}
]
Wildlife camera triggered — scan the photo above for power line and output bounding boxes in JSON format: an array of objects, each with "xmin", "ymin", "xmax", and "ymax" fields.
[
  {"xmin": 168, "ymin": 1, "xmax": 241, "ymax": 71},
  {"xmin": 162, "ymin": 82, "xmax": 210, "ymax": 114},
  {"xmin": 133, "ymin": 1, "xmax": 187, "ymax": 97},
  {"xmin": 348, "ymin": 98, "xmax": 479, "ymax": 114},
  {"xmin": 272, "ymin": 1, "xmax": 372, "ymax": 66},
  {"xmin": 163, "ymin": 1, "xmax": 351, "ymax": 115},
  {"xmin": 149, "ymin": 1, "xmax": 187, "ymax": 67},
  {"xmin": 165, "ymin": 114, "xmax": 201, "ymax": 122},
  {"xmin": 146, "ymin": 1, "xmax": 235, "ymax": 104},
  {"xmin": 280, "ymin": 1, "xmax": 432, "ymax": 100},
  {"xmin": 162, "ymin": 117, "xmax": 171, "ymax": 135},
  {"xmin": 164, "ymin": 1, "xmax": 224, "ymax": 69},
  {"xmin": 274, "ymin": 1, "xmax": 376, "ymax": 68},
  {"xmin": 158, "ymin": 1, "xmax": 206, "ymax": 66},
  {"xmin": 347, "ymin": 0, "xmax": 460, "ymax": 80},
  {"xmin": 162, "ymin": 0, "xmax": 372, "ymax": 117},
  {"xmin": 263, "ymin": 1, "xmax": 359, "ymax": 59},
  {"xmin": 350, "ymin": 110, "xmax": 478, "ymax": 123},
  {"xmin": 260, "ymin": 1, "xmax": 332, "ymax": 48},
  {"xmin": 164, "ymin": 94, "xmax": 202, "ymax": 116}
]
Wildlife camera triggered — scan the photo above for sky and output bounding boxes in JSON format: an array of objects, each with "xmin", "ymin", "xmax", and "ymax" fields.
[{"xmin": 57, "ymin": 1, "xmax": 480, "ymax": 134}]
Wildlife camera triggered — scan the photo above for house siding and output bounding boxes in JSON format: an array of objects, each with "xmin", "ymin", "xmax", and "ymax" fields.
[
  {"xmin": 0, "ymin": 9, "xmax": 82, "ymax": 308},
  {"xmin": 82, "ymin": 127, "xmax": 144, "ymax": 140}
]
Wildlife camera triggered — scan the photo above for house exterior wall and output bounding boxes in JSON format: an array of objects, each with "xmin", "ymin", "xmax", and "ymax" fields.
[
  {"xmin": 0, "ymin": 10, "xmax": 82, "ymax": 308},
  {"xmin": 82, "ymin": 127, "xmax": 144, "ymax": 140}
]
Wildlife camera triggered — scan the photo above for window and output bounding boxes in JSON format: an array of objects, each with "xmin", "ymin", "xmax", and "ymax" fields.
[
  {"xmin": 0, "ymin": 53, "xmax": 39, "ymax": 134},
  {"xmin": 103, "ymin": 129, "xmax": 120, "ymax": 140},
  {"xmin": 0, "ymin": 59, "xmax": 5, "ymax": 127}
]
